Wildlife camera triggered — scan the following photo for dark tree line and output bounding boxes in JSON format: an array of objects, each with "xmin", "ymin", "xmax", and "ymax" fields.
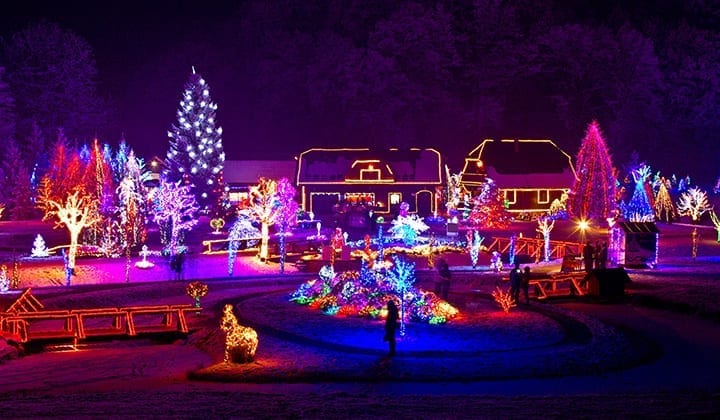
[{"xmin": 0, "ymin": 0, "xmax": 719, "ymax": 221}]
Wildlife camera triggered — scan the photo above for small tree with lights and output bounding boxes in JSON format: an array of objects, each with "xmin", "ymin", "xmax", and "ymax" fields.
[
  {"xmin": 247, "ymin": 177, "xmax": 283, "ymax": 261},
  {"xmin": 654, "ymin": 177, "xmax": 676, "ymax": 223},
  {"xmin": 42, "ymin": 189, "xmax": 101, "ymax": 271},
  {"xmin": 389, "ymin": 202, "xmax": 429, "ymax": 246},
  {"xmin": 164, "ymin": 67, "xmax": 225, "ymax": 212},
  {"xmin": 569, "ymin": 120, "xmax": 616, "ymax": 220},
  {"xmin": 677, "ymin": 187, "xmax": 712, "ymax": 224},
  {"xmin": 620, "ymin": 165, "xmax": 654, "ymax": 222},
  {"xmin": 275, "ymin": 178, "xmax": 298, "ymax": 273},
  {"xmin": 677, "ymin": 187, "xmax": 712, "ymax": 260},
  {"xmin": 151, "ymin": 178, "xmax": 199, "ymax": 254},
  {"xmin": 467, "ymin": 178, "xmax": 512, "ymax": 230},
  {"xmin": 536, "ymin": 216, "xmax": 555, "ymax": 263}
]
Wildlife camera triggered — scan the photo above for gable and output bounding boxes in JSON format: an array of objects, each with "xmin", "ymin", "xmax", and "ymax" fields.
[
  {"xmin": 297, "ymin": 148, "xmax": 442, "ymax": 184},
  {"xmin": 462, "ymin": 139, "xmax": 576, "ymax": 189}
]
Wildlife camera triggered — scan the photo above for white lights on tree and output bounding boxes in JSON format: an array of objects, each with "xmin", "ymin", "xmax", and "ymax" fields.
[
  {"xmin": 677, "ymin": 187, "xmax": 712, "ymax": 222},
  {"xmin": 42, "ymin": 190, "xmax": 101, "ymax": 270}
]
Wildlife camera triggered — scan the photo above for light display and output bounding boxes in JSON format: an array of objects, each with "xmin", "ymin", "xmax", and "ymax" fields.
[
  {"xmin": 134, "ymin": 245, "xmax": 155, "ymax": 269},
  {"xmin": 676, "ymin": 187, "xmax": 712, "ymax": 223},
  {"xmin": 210, "ymin": 218, "xmax": 225, "ymax": 234},
  {"xmin": 30, "ymin": 234, "xmax": 49, "ymax": 258},
  {"xmin": 43, "ymin": 190, "xmax": 101, "ymax": 270},
  {"xmin": 388, "ymin": 202, "xmax": 429, "ymax": 246},
  {"xmin": 536, "ymin": 216, "xmax": 555, "ymax": 263},
  {"xmin": 165, "ymin": 67, "xmax": 225, "ymax": 210},
  {"xmin": 150, "ymin": 178, "xmax": 199, "ymax": 254},
  {"xmin": 466, "ymin": 230, "xmax": 484, "ymax": 268},
  {"xmin": 491, "ymin": 286, "xmax": 516, "ymax": 313},
  {"xmin": 710, "ymin": 211, "xmax": 720, "ymax": 242},
  {"xmin": 508, "ymin": 234, "xmax": 517, "ymax": 266},
  {"xmin": 247, "ymin": 177, "xmax": 283, "ymax": 261},
  {"xmin": 467, "ymin": 178, "xmax": 512, "ymax": 229},
  {"xmin": 186, "ymin": 281, "xmax": 208, "ymax": 312},
  {"xmin": 490, "ymin": 251, "xmax": 503, "ymax": 271},
  {"xmin": 654, "ymin": 177, "xmax": 676, "ymax": 223},
  {"xmin": 621, "ymin": 165, "xmax": 655, "ymax": 222},
  {"xmin": 220, "ymin": 304, "xmax": 258, "ymax": 364},
  {"xmin": 569, "ymin": 121, "xmax": 616, "ymax": 220},
  {"xmin": 290, "ymin": 256, "xmax": 458, "ymax": 325},
  {"xmin": 227, "ymin": 210, "xmax": 261, "ymax": 275},
  {"xmin": 0, "ymin": 265, "xmax": 8, "ymax": 292}
]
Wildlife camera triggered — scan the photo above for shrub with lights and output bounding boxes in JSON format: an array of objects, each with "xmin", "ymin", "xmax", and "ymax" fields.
[
  {"xmin": 388, "ymin": 202, "xmax": 429, "ymax": 246},
  {"xmin": 290, "ymin": 256, "xmax": 458, "ymax": 325}
]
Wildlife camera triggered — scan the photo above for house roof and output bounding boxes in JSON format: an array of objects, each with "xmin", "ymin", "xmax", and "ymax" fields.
[
  {"xmin": 461, "ymin": 139, "xmax": 576, "ymax": 189},
  {"xmin": 223, "ymin": 160, "xmax": 297, "ymax": 184},
  {"xmin": 296, "ymin": 148, "xmax": 442, "ymax": 185}
]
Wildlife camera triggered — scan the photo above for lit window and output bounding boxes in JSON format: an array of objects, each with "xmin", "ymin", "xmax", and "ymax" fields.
[{"xmin": 390, "ymin": 193, "xmax": 402, "ymax": 205}]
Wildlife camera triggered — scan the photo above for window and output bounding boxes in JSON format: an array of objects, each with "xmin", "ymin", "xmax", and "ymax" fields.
[
  {"xmin": 538, "ymin": 189, "xmax": 550, "ymax": 204},
  {"xmin": 504, "ymin": 190, "xmax": 517, "ymax": 204},
  {"xmin": 389, "ymin": 193, "xmax": 402, "ymax": 205}
]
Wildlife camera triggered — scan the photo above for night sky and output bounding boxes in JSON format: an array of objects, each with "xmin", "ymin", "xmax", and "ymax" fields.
[{"xmin": 2, "ymin": 1, "xmax": 719, "ymax": 182}]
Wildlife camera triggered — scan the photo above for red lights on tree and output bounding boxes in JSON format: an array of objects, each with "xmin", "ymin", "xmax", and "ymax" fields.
[{"xmin": 569, "ymin": 121, "xmax": 616, "ymax": 220}]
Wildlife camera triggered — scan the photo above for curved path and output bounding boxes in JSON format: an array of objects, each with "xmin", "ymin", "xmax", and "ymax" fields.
[{"xmin": 0, "ymin": 276, "xmax": 719, "ymax": 417}]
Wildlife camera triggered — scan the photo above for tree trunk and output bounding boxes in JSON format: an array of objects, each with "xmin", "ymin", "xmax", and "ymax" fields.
[{"xmin": 260, "ymin": 222, "xmax": 269, "ymax": 261}]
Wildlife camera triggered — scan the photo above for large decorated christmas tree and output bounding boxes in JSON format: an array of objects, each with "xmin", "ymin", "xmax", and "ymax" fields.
[
  {"xmin": 165, "ymin": 67, "xmax": 225, "ymax": 211},
  {"xmin": 569, "ymin": 120, "xmax": 616, "ymax": 220}
]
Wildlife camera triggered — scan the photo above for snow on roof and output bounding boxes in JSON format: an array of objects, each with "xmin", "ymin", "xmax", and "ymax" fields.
[
  {"xmin": 296, "ymin": 148, "xmax": 442, "ymax": 184},
  {"xmin": 462, "ymin": 139, "xmax": 576, "ymax": 189}
]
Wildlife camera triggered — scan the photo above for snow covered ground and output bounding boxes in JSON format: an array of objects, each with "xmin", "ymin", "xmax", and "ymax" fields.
[{"xmin": 0, "ymin": 220, "xmax": 719, "ymax": 417}]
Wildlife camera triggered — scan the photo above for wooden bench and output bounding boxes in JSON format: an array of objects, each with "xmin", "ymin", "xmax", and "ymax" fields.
[
  {"xmin": 72, "ymin": 308, "xmax": 128, "ymax": 339},
  {"xmin": 529, "ymin": 272, "xmax": 588, "ymax": 299},
  {"xmin": 122, "ymin": 304, "xmax": 195, "ymax": 336},
  {"xmin": 1, "ymin": 310, "xmax": 81, "ymax": 346}
]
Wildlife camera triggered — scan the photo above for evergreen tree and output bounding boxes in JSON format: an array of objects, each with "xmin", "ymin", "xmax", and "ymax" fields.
[
  {"xmin": 467, "ymin": 178, "xmax": 512, "ymax": 230},
  {"xmin": 0, "ymin": 67, "xmax": 15, "ymax": 146},
  {"xmin": 621, "ymin": 165, "xmax": 654, "ymax": 222},
  {"xmin": 569, "ymin": 121, "xmax": 617, "ymax": 220},
  {"xmin": 1, "ymin": 139, "xmax": 34, "ymax": 220},
  {"xmin": 112, "ymin": 135, "xmax": 130, "ymax": 184},
  {"xmin": 654, "ymin": 177, "xmax": 676, "ymax": 223},
  {"xmin": 165, "ymin": 67, "xmax": 225, "ymax": 211}
]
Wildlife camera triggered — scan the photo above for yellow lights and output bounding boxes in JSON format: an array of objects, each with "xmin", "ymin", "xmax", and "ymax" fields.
[
  {"xmin": 221, "ymin": 304, "xmax": 258, "ymax": 364},
  {"xmin": 491, "ymin": 286, "xmax": 516, "ymax": 313},
  {"xmin": 578, "ymin": 219, "xmax": 590, "ymax": 231},
  {"xmin": 476, "ymin": 160, "xmax": 483, "ymax": 168}
]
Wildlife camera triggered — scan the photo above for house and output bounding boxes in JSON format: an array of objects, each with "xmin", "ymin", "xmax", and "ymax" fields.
[
  {"xmin": 295, "ymin": 148, "xmax": 443, "ymax": 218},
  {"xmin": 223, "ymin": 160, "xmax": 297, "ymax": 204},
  {"xmin": 460, "ymin": 139, "xmax": 576, "ymax": 214}
]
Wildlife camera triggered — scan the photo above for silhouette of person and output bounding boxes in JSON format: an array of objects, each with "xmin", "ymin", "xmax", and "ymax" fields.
[
  {"xmin": 598, "ymin": 241, "xmax": 608, "ymax": 269},
  {"xmin": 384, "ymin": 300, "xmax": 399, "ymax": 356},
  {"xmin": 435, "ymin": 258, "xmax": 452, "ymax": 300},
  {"xmin": 583, "ymin": 242, "xmax": 595, "ymax": 273},
  {"xmin": 510, "ymin": 262, "xmax": 522, "ymax": 303},
  {"xmin": 522, "ymin": 266, "xmax": 531, "ymax": 304}
]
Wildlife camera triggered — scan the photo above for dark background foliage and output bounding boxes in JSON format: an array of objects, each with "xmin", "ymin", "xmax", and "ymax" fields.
[{"xmin": 1, "ymin": 0, "xmax": 718, "ymax": 183}]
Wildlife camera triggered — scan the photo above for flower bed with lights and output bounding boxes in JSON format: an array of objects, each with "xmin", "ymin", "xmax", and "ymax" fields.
[{"xmin": 290, "ymin": 257, "xmax": 459, "ymax": 324}]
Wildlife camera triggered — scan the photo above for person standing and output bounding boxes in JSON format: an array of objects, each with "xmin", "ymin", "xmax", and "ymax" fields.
[
  {"xmin": 522, "ymin": 266, "xmax": 531, "ymax": 304},
  {"xmin": 435, "ymin": 258, "xmax": 452, "ymax": 300},
  {"xmin": 384, "ymin": 300, "xmax": 399, "ymax": 356},
  {"xmin": 598, "ymin": 241, "xmax": 608, "ymax": 269},
  {"xmin": 510, "ymin": 262, "xmax": 522, "ymax": 303},
  {"xmin": 583, "ymin": 242, "xmax": 595, "ymax": 273}
]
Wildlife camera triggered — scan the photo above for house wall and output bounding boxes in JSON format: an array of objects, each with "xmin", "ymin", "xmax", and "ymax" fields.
[{"xmin": 501, "ymin": 188, "xmax": 568, "ymax": 213}]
